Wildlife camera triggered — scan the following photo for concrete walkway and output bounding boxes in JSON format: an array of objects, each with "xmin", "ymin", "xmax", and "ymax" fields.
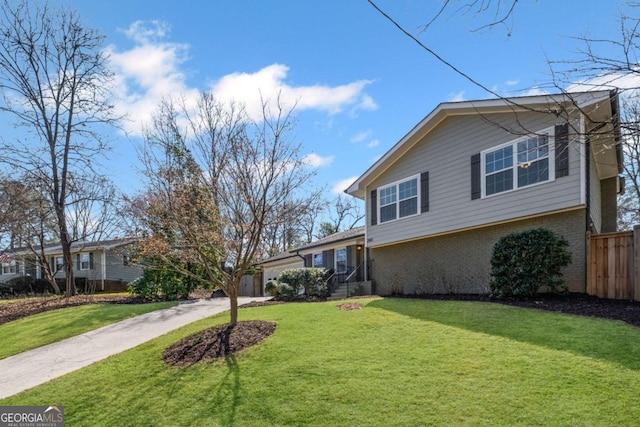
[{"xmin": 0, "ymin": 296, "xmax": 271, "ymax": 400}]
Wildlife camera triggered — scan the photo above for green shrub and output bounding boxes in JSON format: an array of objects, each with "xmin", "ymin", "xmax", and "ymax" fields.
[
  {"xmin": 128, "ymin": 267, "xmax": 197, "ymax": 300},
  {"xmin": 264, "ymin": 280, "xmax": 280, "ymax": 297},
  {"xmin": 489, "ymin": 228, "xmax": 571, "ymax": 298},
  {"xmin": 278, "ymin": 267, "xmax": 330, "ymax": 298}
]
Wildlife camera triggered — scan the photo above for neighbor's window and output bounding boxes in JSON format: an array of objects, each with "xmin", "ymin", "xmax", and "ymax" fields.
[
  {"xmin": 80, "ymin": 253, "xmax": 92, "ymax": 270},
  {"xmin": 483, "ymin": 129, "xmax": 553, "ymax": 197},
  {"xmin": 378, "ymin": 175, "xmax": 419, "ymax": 223},
  {"xmin": 1, "ymin": 264, "xmax": 9, "ymax": 274},
  {"xmin": 313, "ymin": 253, "xmax": 323, "ymax": 268},
  {"xmin": 9, "ymin": 261, "xmax": 18, "ymax": 274},
  {"xmin": 55, "ymin": 256, "xmax": 64, "ymax": 271},
  {"xmin": 335, "ymin": 248, "xmax": 347, "ymax": 273}
]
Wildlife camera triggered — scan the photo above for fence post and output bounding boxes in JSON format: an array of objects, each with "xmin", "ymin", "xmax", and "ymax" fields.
[{"xmin": 634, "ymin": 226, "xmax": 640, "ymax": 301}]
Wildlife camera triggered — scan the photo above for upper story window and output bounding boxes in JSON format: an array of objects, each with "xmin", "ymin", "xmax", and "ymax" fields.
[
  {"xmin": 482, "ymin": 128, "xmax": 554, "ymax": 197},
  {"xmin": 378, "ymin": 175, "xmax": 419, "ymax": 223}
]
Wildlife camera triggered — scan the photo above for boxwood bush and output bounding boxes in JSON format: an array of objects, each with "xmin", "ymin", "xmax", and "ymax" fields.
[{"xmin": 489, "ymin": 228, "xmax": 571, "ymax": 298}]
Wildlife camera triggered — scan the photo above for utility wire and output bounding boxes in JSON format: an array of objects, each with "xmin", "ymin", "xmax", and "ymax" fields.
[{"xmin": 366, "ymin": 0, "xmax": 505, "ymax": 100}]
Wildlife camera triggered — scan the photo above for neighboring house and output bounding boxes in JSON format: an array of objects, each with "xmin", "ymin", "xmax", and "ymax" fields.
[
  {"xmin": 346, "ymin": 90, "xmax": 623, "ymax": 295},
  {"xmin": 0, "ymin": 238, "xmax": 143, "ymax": 292},
  {"xmin": 257, "ymin": 226, "xmax": 367, "ymax": 295}
]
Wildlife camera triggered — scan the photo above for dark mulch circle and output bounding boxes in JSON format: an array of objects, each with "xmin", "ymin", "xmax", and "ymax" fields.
[
  {"xmin": 163, "ymin": 320, "xmax": 277, "ymax": 366},
  {"xmin": 240, "ymin": 300, "xmax": 285, "ymax": 308},
  {"xmin": 336, "ymin": 303, "xmax": 363, "ymax": 311}
]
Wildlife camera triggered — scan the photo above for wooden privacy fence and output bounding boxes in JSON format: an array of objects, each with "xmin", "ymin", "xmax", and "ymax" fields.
[{"xmin": 587, "ymin": 227, "xmax": 640, "ymax": 301}]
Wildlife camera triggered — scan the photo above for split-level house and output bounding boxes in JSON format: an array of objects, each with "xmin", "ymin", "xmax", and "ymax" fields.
[
  {"xmin": 0, "ymin": 238, "xmax": 143, "ymax": 292},
  {"xmin": 345, "ymin": 90, "xmax": 623, "ymax": 295}
]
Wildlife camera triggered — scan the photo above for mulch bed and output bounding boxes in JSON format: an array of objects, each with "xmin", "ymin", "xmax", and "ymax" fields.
[
  {"xmin": 336, "ymin": 303, "xmax": 363, "ymax": 311},
  {"xmin": 413, "ymin": 293, "xmax": 640, "ymax": 328},
  {"xmin": 163, "ymin": 320, "xmax": 277, "ymax": 366}
]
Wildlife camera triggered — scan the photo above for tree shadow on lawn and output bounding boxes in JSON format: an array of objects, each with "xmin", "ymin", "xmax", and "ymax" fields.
[
  {"xmin": 367, "ymin": 297, "xmax": 640, "ymax": 371},
  {"xmin": 165, "ymin": 355, "xmax": 240, "ymax": 427}
]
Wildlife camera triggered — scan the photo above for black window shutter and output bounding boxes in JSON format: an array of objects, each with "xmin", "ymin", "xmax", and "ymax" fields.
[
  {"xmin": 77, "ymin": 254, "xmax": 81, "ymax": 270},
  {"xmin": 370, "ymin": 189, "xmax": 378, "ymax": 225},
  {"xmin": 420, "ymin": 172, "xmax": 429, "ymax": 213},
  {"xmin": 555, "ymin": 123, "xmax": 569, "ymax": 178},
  {"xmin": 89, "ymin": 253, "xmax": 94, "ymax": 270},
  {"xmin": 304, "ymin": 254, "xmax": 312, "ymax": 267},
  {"xmin": 471, "ymin": 153, "xmax": 481, "ymax": 200}
]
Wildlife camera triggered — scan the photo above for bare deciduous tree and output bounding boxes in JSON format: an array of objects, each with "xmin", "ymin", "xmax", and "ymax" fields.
[
  {"xmin": 618, "ymin": 96, "xmax": 640, "ymax": 229},
  {"xmin": 0, "ymin": 0, "xmax": 119, "ymax": 295},
  {"xmin": 135, "ymin": 93, "xmax": 316, "ymax": 326}
]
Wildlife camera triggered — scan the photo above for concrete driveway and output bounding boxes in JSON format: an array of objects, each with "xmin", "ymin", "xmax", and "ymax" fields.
[{"xmin": 0, "ymin": 296, "xmax": 271, "ymax": 400}]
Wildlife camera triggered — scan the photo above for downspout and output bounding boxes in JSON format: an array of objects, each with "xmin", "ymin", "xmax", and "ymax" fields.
[
  {"xmin": 294, "ymin": 251, "xmax": 306, "ymax": 266},
  {"xmin": 585, "ymin": 134, "xmax": 591, "ymax": 233},
  {"xmin": 101, "ymin": 249, "xmax": 106, "ymax": 291}
]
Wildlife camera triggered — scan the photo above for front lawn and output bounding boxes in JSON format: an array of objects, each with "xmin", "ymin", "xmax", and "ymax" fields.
[
  {"xmin": 3, "ymin": 298, "xmax": 640, "ymax": 426},
  {"xmin": 0, "ymin": 301, "xmax": 177, "ymax": 359}
]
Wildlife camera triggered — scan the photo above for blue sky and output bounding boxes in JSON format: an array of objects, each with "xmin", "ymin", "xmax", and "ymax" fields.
[{"xmin": 45, "ymin": 0, "xmax": 627, "ymax": 200}]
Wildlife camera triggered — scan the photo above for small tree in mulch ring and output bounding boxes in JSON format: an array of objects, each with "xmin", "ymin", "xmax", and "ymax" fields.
[{"xmin": 163, "ymin": 320, "xmax": 276, "ymax": 366}]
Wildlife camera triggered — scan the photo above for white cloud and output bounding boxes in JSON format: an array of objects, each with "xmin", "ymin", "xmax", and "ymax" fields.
[
  {"xmin": 332, "ymin": 176, "xmax": 359, "ymax": 194},
  {"xmin": 567, "ymin": 72, "xmax": 640, "ymax": 94},
  {"xmin": 303, "ymin": 153, "xmax": 334, "ymax": 167},
  {"xmin": 108, "ymin": 21, "xmax": 197, "ymax": 135},
  {"xmin": 367, "ymin": 139, "xmax": 380, "ymax": 148},
  {"xmin": 350, "ymin": 130, "xmax": 372, "ymax": 143},
  {"xmin": 506, "ymin": 80, "xmax": 519, "ymax": 86},
  {"xmin": 209, "ymin": 64, "xmax": 376, "ymax": 120},
  {"xmin": 448, "ymin": 91, "xmax": 465, "ymax": 102},
  {"xmin": 107, "ymin": 20, "xmax": 377, "ymax": 136},
  {"xmin": 520, "ymin": 86, "xmax": 548, "ymax": 97}
]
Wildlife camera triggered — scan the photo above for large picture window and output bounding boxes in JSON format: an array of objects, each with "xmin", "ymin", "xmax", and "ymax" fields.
[
  {"xmin": 483, "ymin": 129, "xmax": 554, "ymax": 197},
  {"xmin": 378, "ymin": 175, "xmax": 419, "ymax": 223}
]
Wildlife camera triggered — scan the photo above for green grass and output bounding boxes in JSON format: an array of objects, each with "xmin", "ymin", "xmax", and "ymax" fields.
[
  {"xmin": 0, "ymin": 301, "xmax": 177, "ymax": 359},
  {"xmin": 3, "ymin": 297, "xmax": 640, "ymax": 426}
]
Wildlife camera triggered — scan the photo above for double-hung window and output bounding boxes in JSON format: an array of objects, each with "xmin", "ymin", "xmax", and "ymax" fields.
[
  {"xmin": 313, "ymin": 253, "xmax": 323, "ymax": 268},
  {"xmin": 335, "ymin": 248, "xmax": 347, "ymax": 273},
  {"xmin": 80, "ymin": 253, "xmax": 92, "ymax": 270},
  {"xmin": 483, "ymin": 128, "xmax": 553, "ymax": 197},
  {"xmin": 378, "ymin": 175, "xmax": 419, "ymax": 223}
]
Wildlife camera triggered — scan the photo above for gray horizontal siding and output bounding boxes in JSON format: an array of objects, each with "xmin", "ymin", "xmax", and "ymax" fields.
[
  {"xmin": 368, "ymin": 112, "xmax": 584, "ymax": 247},
  {"xmin": 104, "ymin": 252, "xmax": 143, "ymax": 283},
  {"xmin": 53, "ymin": 250, "xmax": 142, "ymax": 283}
]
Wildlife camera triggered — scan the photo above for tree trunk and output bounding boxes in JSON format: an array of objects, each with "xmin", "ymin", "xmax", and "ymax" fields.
[
  {"xmin": 60, "ymin": 232, "xmax": 76, "ymax": 297},
  {"xmin": 227, "ymin": 279, "xmax": 239, "ymax": 327}
]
